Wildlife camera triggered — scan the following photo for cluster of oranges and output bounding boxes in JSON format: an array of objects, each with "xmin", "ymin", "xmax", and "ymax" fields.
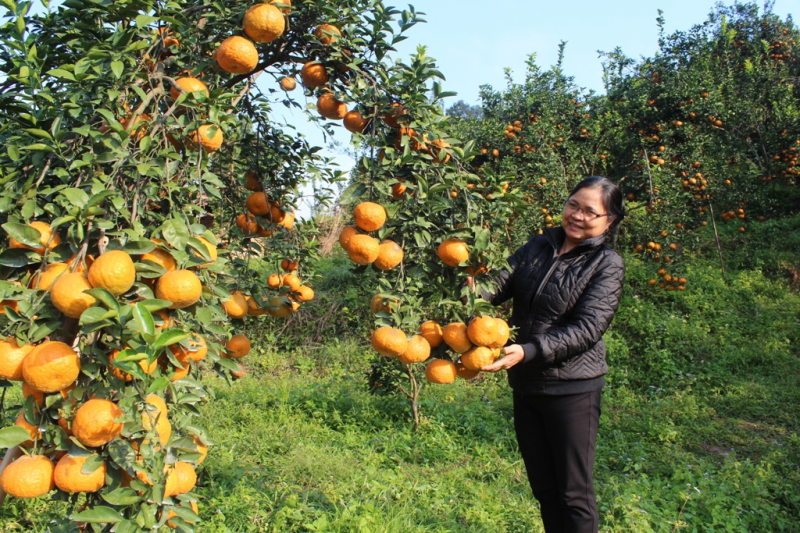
[
  {"xmin": 648, "ymin": 268, "xmax": 688, "ymax": 291},
  {"xmin": 338, "ymin": 202, "xmax": 404, "ymax": 270},
  {"xmin": 213, "ymin": 1, "xmax": 289, "ymax": 75}
]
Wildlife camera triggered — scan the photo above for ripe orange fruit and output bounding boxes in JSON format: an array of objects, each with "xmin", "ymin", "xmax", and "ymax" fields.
[
  {"xmin": 164, "ymin": 461, "xmax": 196, "ymax": 497},
  {"xmin": 169, "ymin": 77, "xmax": 209, "ymax": 100},
  {"xmin": 170, "ymin": 334, "xmax": 208, "ymax": 363},
  {"xmin": 215, "ymin": 35, "xmax": 259, "ymax": 74},
  {"xmin": 267, "ymin": 273, "xmax": 282, "ymax": 288},
  {"xmin": 194, "ymin": 237, "xmax": 217, "ymax": 267},
  {"xmin": 346, "ymin": 235, "xmax": 380, "ymax": 264},
  {"xmin": 54, "ymin": 454, "xmax": 106, "ymax": 493},
  {"xmin": 270, "ymin": 0, "xmax": 291, "ymax": 13},
  {"xmin": 338, "ymin": 225, "xmax": 359, "ymax": 250},
  {"xmin": 169, "ymin": 362, "xmax": 190, "ymax": 382},
  {"xmin": 72, "ymin": 399, "xmax": 124, "ymax": 447},
  {"xmin": 343, "ymin": 110, "xmax": 367, "ymax": 133},
  {"xmin": 455, "ymin": 361, "xmax": 479, "ymax": 380},
  {"xmin": 280, "ymin": 274, "xmax": 300, "ymax": 292},
  {"xmin": 371, "ymin": 327, "xmax": 408, "ymax": 357},
  {"xmin": 279, "ymin": 77, "xmax": 297, "ymax": 91},
  {"xmin": 245, "ymin": 294, "xmax": 268, "ymax": 316},
  {"xmin": 489, "ymin": 319, "xmax": 510, "ymax": 349},
  {"xmin": 430, "ymin": 139, "xmax": 451, "ymax": 164},
  {"xmin": 294, "ymin": 285, "xmax": 314, "ymax": 302},
  {"xmin": 15, "ymin": 411, "xmax": 39, "ymax": 447},
  {"xmin": 467, "ymin": 316, "xmax": 499, "ymax": 347},
  {"xmin": 236, "ymin": 213, "xmax": 260, "ymax": 235},
  {"xmin": 266, "ymin": 296, "xmax": 292, "ymax": 317},
  {"xmin": 0, "ymin": 455, "xmax": 54, "ymax": 498},
  {"xmin": 419, "ymin": 321, "xmax": 443, "ymax": 348},
  {"xmin": 281, "ymin": 258, "xmax": 298, "ymax": 272},
  {"xmin": 22, "ymin": 341, "xmax": 81, "ymax": 393},
  {"xmin": 108, "ymin": 348, "xmax": 158, "ymax": 381},
  {"xmin": 223, "ymin": 291, "xmax": 248, "ymax": 318},
  {"xmin": 142, "ymin": 394, "xmax": 171, "ymax": 448},
  {"xmin": 8, "ymin": 221, "xmax": 60, "ymax": 255},
  {"xmin": 438, "ymin": 238, "xmax": 469, "ymax": 267},
  {"xmin": 243, "ymin": 3, "xmax": 285, "ymax": 43},
  {"xmin": 50, "ymin": 272, "xmax": 96, "ymax": 318},
  {"xmin": 166, "ymin": 501, "xmax": 200, "ymax": 528},
  {"xmin": 391, "ymin": 182, "xmax": 407, "ymax": 199},
  {"xmin": 425, "ymin": 359, "xmax": 457, "ymax": 384},
  {"xmin": 156, "ymin": 270, "xmax": 202, "ymax": 309},
  {"xmin": 189, "ymin": 124, "xmax": 223, "ymax": 153},
  {"xmin": 374, "ymin": 240, "xmax": 404, "ymax": 270},
  {"xmin": 22, "ymin": 382, "xmax": 44, "ymax": 407},
  {"xmin": 300, "ymin": 61, "xmax": 329, "ymax": 88},
  {"xmin": 276, "ymin": 210, "xmax": 295, "ymax": 230},
  {"xmin": 314, "ymin": 24, "xmax": 341, "ymax": 44},
  {"xmin": 353, "ymin": 202, "xmax": 386, "ymax": 231},
  {"xmin": 88, "ymin": 250, "xmax": 136, "ymax": 296},
  {"xmin": 442, "ymin": 322, "xmax": 472, "ymax": 353},
  {"xmin": 243, "ymin": 170, "xmax": 263, "ymax": 191},
  {"xmin": 246, "ymin": 192, "xmax": 271, "ymax": 216},
  {"xmin": 225, "ymin": 334, "xmax": 250, "ymax": 359},
  {"xmin": 370, "ymin": 294, "xmax": 397, "ymax": 314},
  {"xmin": 397, "ymin": 335, "xmax": 431, "ymax": 364},
  {"xmin": 461, "ymin": 346, "xmax": 494, "ymax": 370},
  {"xmin": 383, "ymin": 103, "xmax": 406, "ymax": 128},
  {"xmin": 142, "ymin": 239, "xmax": 177, "ymax": 272},
  {"xmin": 193, "ymin": 435, "xmax": 208, "ymax": 463},
  {"xmin": 29, "ymin": 262, "xmax": 69, "ymax": 291},
  {"xmin": 317, "ymin": 93, "xmax": 348, "ymax": 120},
  {"xmin": 0, "ymin": 337, "xmax": 34, "ymax": 380}
]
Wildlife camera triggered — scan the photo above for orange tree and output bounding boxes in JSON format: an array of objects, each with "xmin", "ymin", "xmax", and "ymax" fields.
[{"xmin": 0, "ymin": 0, "xmax": 454, "ymax": 529}]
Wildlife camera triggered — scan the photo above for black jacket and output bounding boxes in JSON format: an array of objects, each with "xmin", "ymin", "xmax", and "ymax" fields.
[{"xmin": 486, "ymin": 227, "xmax": 625, "ymax": 395}]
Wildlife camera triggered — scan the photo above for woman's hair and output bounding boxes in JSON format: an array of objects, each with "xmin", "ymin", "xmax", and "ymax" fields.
[{"xmin": 567, "ymin": 176, "xmax": 626, "ymax": 234}]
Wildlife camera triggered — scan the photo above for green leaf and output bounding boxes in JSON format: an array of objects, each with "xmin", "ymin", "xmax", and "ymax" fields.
[
  {"xmin": 0, "ymin": 249, "xmax": 38, "ymax": 267},
  {"xmin": 135, "ymin": 15, "xmax": 158, "ymax": 27},
  {"xmin": 70, "ymin": 506, "xmax": 123, "ymax": 523},
  {"xmin": 80, "ymin": 306, "xmax": 117, "ymax": 325},
  {"xmin": 125, "ymin": 239, "xmax": 156, "ymax": 255},
  {"xmin": 473, "ymin": 227, "xmax": 491, "ymax": 255},
  {"xmin": 2, "ymin": 222, "xmax": 41, "ymax": 248},
  {"xmin": 86, "ymin": 190, "xmax": 117, "ymax": 208},
  {"xmin": 60, "ymin": 187, "xmax": 89, "ymax": 208},
  {"xmin": 152, "ymin": 329, "xmax": 187, "ymax": 351},
  {"xmin": 0, "ymin": 426, "xmax": 33, "ymax": 448},
  {"xmin": 339, "ymin": 182, "xmax": 366, "ymax": 205},
  {"xmin": 22, "ymin": 143, "xmax": 54, "ymax": 152},
  {"xmin": 147, "ymin": 376, "xmax": 170, "ymax": 394},
  {"xmin": 101, "ymin": 487, "xmax": 141, "ymax": 507},
  {"xmin": 85, "ymin": 288, "xmax": 120, "ymax": 313},
  {"xmin": 29, "ymin": 320, "xmax": 61, "ymax": 342},
  {"xmin": 110, "ymin": 60, "xmax": 123, "ymax": 79},
  {"xmin": 47, "ymin": 68, "xmax": 76, "ymax": 81},
  {"xmin": 81, "ymin": 454, "xmax": 105, "ymax": 474},
  {"xmin": 111, "ymin": 349, "xmax": 147, "ymax": 363},
  {"xmin": 135, "ymin": 299, "xmax": 172, "ymax": 312},
  {"xmin": 133, "ymin": 303, "xmax": 156, "ymax": 344},
  {"xmin": 22, "ymin": 128, "xmax": 52, "ymax": 140}
]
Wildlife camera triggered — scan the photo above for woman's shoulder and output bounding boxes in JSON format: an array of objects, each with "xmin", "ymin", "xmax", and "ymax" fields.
[{"xmin": 595, "ymin": 244, "xmax": 626, "ymax": 272}]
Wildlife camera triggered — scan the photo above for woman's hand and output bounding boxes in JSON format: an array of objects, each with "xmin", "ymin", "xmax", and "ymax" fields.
[{"xmin": 481, "ymin": 344, "xmax": 525, "ymax": 372}]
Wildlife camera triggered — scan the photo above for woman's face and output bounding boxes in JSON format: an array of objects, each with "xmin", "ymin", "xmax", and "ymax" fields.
[{"xmin": 561, "ymin": 186, "xmax": 614, "ymax": 244}]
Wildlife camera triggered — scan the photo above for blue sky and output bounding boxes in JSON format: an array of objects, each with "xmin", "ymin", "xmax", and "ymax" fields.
[{"xmin": 263, "ymin": 0, "xmax": 794, "ymax": 217}]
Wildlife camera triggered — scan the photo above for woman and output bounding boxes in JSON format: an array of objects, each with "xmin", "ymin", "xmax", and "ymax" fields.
[{"xmin": 481, "ymin": 176, "xmax": 626, "ymax": 533}]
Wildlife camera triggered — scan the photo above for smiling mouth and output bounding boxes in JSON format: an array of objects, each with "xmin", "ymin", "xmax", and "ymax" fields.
[{"xmin": 568, "ymin": 223, "xmax": 583, "ymax": 230}]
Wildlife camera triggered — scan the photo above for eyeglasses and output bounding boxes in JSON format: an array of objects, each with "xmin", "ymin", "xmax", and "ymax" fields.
[{"xmin": 563, "ymin": 199, "xmax": 610, "ymax": 221}]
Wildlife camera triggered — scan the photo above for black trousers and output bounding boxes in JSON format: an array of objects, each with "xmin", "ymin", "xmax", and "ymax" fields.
[{"xmin": 513, "ymin": 389, "xmax": 602, "ymax": 533}]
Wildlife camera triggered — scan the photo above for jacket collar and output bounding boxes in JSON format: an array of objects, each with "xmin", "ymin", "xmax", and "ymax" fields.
[{"xmin": 543, "ymin": 226, "xmax": 606, "ymax": 256}]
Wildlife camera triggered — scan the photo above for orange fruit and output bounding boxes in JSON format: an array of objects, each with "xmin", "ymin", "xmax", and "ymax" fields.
[
  {"xmin": 0, "ymin": 455, "xmax": 54, "ymax": 498},
  {"xmin": 281, "ymin": 258, "xmax": 298, "ymax": 272},
  {"xmin": 164, "ymin": 461, "xmax": 196, "ymax": 497},
  {"xmin": 266, "ymin": 296, "xmax": 292, "ymax": 317},
  {"xmin": 142, "ymin": 239, "xmax": 177, "ymax": 272},
  {"xmin": 50, "ymin": 272, "xmax": 95, "ymax": 318},
  {"xmin": 397, "ymin": 335, "xmax": 431, "ymax": 364},
  {"xmin": 57, "ymin": 413, "xmax": 72, "ymax": 436},
  {"xmin": 120, "ymin": 113, "xmax": 151, "ymax": 140},
  {"xmin": 155, "ymin": 270, "xmax": 203, "ymax": 309},
  {"xmin": 455, "ymin": 361, "xmax": 479, "ymax": 380},
  {"xmin": 269, "ymin": 0, "xmax": 291, "ymax": 13},
  {"xmin": 394, "ymin": 127, "xmax": 425, "ymax": 151},
  {"xmin": 276, "ymin": 211, "xmax": 295, "ymax": 230},
  {"xmin": 243, "ymin": 3, "xmax": 285, "ymax": 43},
  {"xmin": 267, "ymin": 273, "xmax": 282, "ymax": 288},
  {"xmin": 72, "ymin": 399, "xmax": 124, "ymax": 447},
  {"xmin": 166, "ymin": 501, "xmax": 200, "ymax": 528},
  {"xmin": 391, "ymin": 182, "xmax": 407, "ymax": 200},
  {"xmin": 338, "ymin": 225, "xmax": 359, "ymax": 250},
  {"xmin": 169, "ymin": 363, "xmax": 190, "ymax": 382},
  {"xmin": 371, "ymin": 327, "xmax": 408, "ymax": 357},
  {"xmin": 294, "ymin": 285, "xmax": 314, "ymax": 302},
  {"xmin": 442, "ymin": 322, "xmax": 472, "ymax": 353},
  {"xmin": 236, "ymin": 213, "xmax": 260, "ymax": 235},
  {"xmin": 231, "ymin": 363, "xmax": 247, "ymax": 379},
  {"xmin": 300, "ymin": 61, "xmax": 329, "ymax": 88},
  {"xmin": 419, "ymin": 321, "xmax": 443, "ymax": 348},
  {"xmin": 353, "ymin": 202, "xmax": 386, "ymax": 231},
  {"xmin": 317, "ymin": 93, "xmax": 348, "ymax": 120},
  {"xmin": 189, "ymin": 124, "xmax": 223, "ymax": 153},
  {"xmin": 155, "ymin": 309, "xmax": 173, "ymax": 330},
  {"xmin": 279, "ymin": 77, "xmax": 297, "ymax": 91},
  {"xmin": 225, "ymin": 334, "xmax": 250, "ymax": 359},
  {"xmin": 425, "ymin": 359, "xmax": 456, "ymax": 384},
  {"xmin": 460, "ymin": 346, "xmax": 494, "ymax": 370},
  {"xmin": 223, "ymin": 291, "xmax": 248, "ymax": 318},
  {"xmin": 215, "ymin": 35, "xmax": 259, "ymax": 74},
  {"xmin": 170, "ymin": 334, "xmax": 208, "ymax": 363},
  {"xmin": 246, "ymin": 192, "xmax": 271, "ymax": 216},
  {"xmin": 282, "ymin": 273, "xmax": 301, "ymax": 291},
  {"xmin": 22, "ymin": 382, "xmax": 44, "ymax": 408},
  {"xmin": 346, "ymin": 235, "xmax": 380, "ymax": 265},
  {"xmin": 8, "ymin": 221, "xmax": 60, "ymax": 255},
  {"xmin": 370, "ymin": 294, "xmax": 396, "ymax": 314},
  {"xmin": 374, "ymin": 240, "xmax": 404, "ymax": 270},
  {"xmin": 194, "ymin": 237, "xmax": 217, "ymax": 266},
  {"xmin": 88, "ymin": 250, "xmax": 136, "ymax": 296},
  {"xmin": 243, "ymin": 170, "xmax": 263, "ymax": 191},
  {"xmin": 169, "ymin": 77, "xmax": 209, "ymax": 100},
  {"xmin": 22, "ymin": 341, "xmax": 81, "ymax": 393},
  {"xmin": 0, "ymin": 337, "xmax": 34, "ymax": 381},
  {"xmin": 142, "ymin": 394, "xmax": 171, "ymax": 448},
  {"xmin": 467, "ymin": 316, "xmax": 499, "ymax": 347},
  {"xmin": 15, "ymin": 411, "xmax": 39, "ymax": 447},
  {"xmin": 246, "ymin": 294, "xmax": 268, "ymax": 316},
  {"xmin": 438, "ymin": 238, "xmax": 469, "ymax": 267},
  {"xmin": 108, "ymin": 348, "xmax": 158, "ymax": 381},
  {"xmin": 489, "ymin": 319, "xmax": 510, "ymax": 349},
  {"xmin": 314, "ymin": 24, "xmax": 341, "ymax": 44},
  {"xmin": 256, "ymin": 224, "xmax": 273, "ymax": 237},
  {"xmin": 343, "ymin": 110, "xmax": 367, "ymax": 133},
  {"xmin": 54, "ymin": 454, "xmax": 106, "ymax": 493},
  {"xmin": 29, "ymin": 262, "xmax": 69, "ymax": 291},
  {"xmin": 383, "ymin": 103, "xmax": 406, "ymax": 128},
  {"xmin": 430, "ymin": 139, "xmax": 451, "ymax": 164},
  {"xmin": 193, "ymin": 435, "xmax": 208, "ymax": 463}
]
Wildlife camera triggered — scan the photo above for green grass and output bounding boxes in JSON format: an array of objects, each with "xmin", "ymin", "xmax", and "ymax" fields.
[{"xmin": 1, "ymin": 217, "xmax": 799, "ymax": 532}]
